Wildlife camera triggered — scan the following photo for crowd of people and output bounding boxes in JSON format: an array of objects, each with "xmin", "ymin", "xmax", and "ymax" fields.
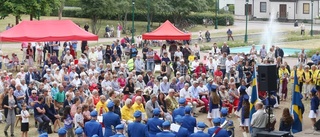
[{"xmin": 0, "ymin": 37, "xmax": 319, "ymax": 137}]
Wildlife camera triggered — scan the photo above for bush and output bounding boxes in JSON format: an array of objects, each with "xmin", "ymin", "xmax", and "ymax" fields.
[
  {"xmin": 188, "ymin": 12, "xmax": 234, "ymax": 26},
  {"xmin": 50, "ymin": 9, "xmax": 234, "ymax": 26}
]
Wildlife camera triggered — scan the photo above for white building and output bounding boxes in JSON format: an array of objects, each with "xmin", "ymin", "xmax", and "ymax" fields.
[
  {"xmin": 219, "ymin": 0, "xmax": 235, "ymax": 11},
  {"xmin": 235, "ymin": 0, "xmax": 319, "ymax": 21}
]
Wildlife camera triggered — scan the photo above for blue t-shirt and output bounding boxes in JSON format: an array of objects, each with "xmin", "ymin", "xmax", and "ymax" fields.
[{"xmin": 33, "ymin": 102, "xmax": 44, "ymax": 117}]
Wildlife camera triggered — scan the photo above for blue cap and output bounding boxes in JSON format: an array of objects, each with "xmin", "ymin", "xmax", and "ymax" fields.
[
  {"xmin": 211, "ymin": 85, "xmax": 217, "ymax": 92},
  {"xmin": 221, "ymin": 108, "xmax": 228, "ymax": 115},
  {"xmin": 39, "ymin": 133, "xmax": 48, "ymax": 137},
  {"xmin": 75, "ymin": 127, "xmax": 83, "ymax": 134},
  {"xmin": 116, "ymin": 124, "xmax": 124, "ymax": 130},
  {"xmin": 243, "ymin": 94, "xmax": 249, "ymax": 100},
  {"xmin": 107, "ymin": 101, "xmax": 115, "ymax": 108},
  {"xmin": 175, "ymin": 115, "xmax": 183, "ymax": 123},
  {"xmin": 58, "ymin": 127, "xmax": 67, "ymax": 135},
  {"xmin": 153, "ymin": 108, "xmax": 160, "ymax": 115},
  {"xmin": 197, "ymin": 122, "xmax": 206, "ymax": 128},
  {"xmin": 90, "ymin": 110, "xmax": 98, "ymax": 117},
  {"xmin": 92, "ymin": 135, "xmax": 99, "ymax": 137},
  {"xmin": 213, "ymin": 118, "xmax": 221, "ymax": 124},
  {"xmin": 134, "ymin": 110, "xmax": 142, "ymax": 118},
  {"xmin": 178, "ymin": 98, "xmax": 186, "ymax": 104},
  {"xmin": 162, "ymin": 121, "xmax": 171, "ymax": 127},
  {"xmin": 185, "ymin": 106, "xmax": 192, "ymax": 114},
  {"xmin": 311, "ymin": 87, "xmax": 318, "ymax": 94},
  {"xmin": 240, "ymin": 86, "xmax": 246, "ymax": 93}
]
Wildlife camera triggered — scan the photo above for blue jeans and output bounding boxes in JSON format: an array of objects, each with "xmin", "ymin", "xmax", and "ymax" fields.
[
  {"xmin": 0, "ymin": 62, "xmax": 2, "ymax": 69},
  {"xmin": 35, "ymin": 114, "xmax": 50, "ymax": 132},
  {"xmin": 147, "ymin": 61, "xmax": 154, "ymax": 72}
]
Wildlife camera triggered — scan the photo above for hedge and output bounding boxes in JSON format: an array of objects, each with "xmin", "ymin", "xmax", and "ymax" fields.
[{"xmin": 51, "ymin": 9, "xmax": 234, "ymax": 26}]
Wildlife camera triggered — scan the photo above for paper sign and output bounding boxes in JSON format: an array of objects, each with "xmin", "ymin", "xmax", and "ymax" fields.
[
  {"xmin": 142, "ymin": 113, "xmax": 147, "ymax": 120},
  {"xmin": 170, "ymin": 123, "xmax": 181, "ymax": 132},
  {"xmin": 194, "ymin": 127, "xmax": 199, "ymax": 133},
  {"xmin": 98, "ymin": 116, "xmax": 103, "ymax": 122}
]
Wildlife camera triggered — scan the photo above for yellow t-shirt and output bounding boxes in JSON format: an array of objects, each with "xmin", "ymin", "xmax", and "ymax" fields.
[
  {"xmin": 121, "ymin": 105, "xmax": 134, "ymax": 121},
  {"xmin": 96, "ymin": 101, "xmax": 109, "ymax": 115},
  {"xmin": 297, "ymin": 69, "xmax": 304, "ymax": 82},
  {"xmin": 188, "ymin": 55, "xmax": 195, "ymax": 62}
]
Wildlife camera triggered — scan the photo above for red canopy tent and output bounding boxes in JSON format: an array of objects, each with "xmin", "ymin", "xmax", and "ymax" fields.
[
  {"xmin": 0, "ymin": 20, "xmax": 98, "ymax": 42},
  {"xmin": 142, "ymin": 20, "xmax": 191, "ymax": 40}
]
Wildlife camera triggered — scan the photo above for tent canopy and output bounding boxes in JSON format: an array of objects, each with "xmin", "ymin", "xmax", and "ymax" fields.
[
  {"xmin": 142, "ymin": 20, "xmax": 191, "ymax": 40},
  {"xmin": 0, "ymin": 20, "xmax": 98, "ymax": 42}
]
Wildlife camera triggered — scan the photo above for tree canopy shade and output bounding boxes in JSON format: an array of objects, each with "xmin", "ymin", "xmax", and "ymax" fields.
[
  {"xmin": 0, "ymin": 20, "xmax": 98, "ymax": 42},
  {"xmin": 142, "ymin": 20, "xmax": 191, "ymax": 40}
]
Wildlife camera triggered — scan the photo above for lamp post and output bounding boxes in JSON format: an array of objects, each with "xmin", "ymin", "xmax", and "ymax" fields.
[
  {"xmin": 311, "ymin": 0, "xmax": 314, "ymax": 36},
  {"xmin": 147, "ymin": 0, "xmax": 150, "ymax": 32},
  {"xmin": 215, "ymin": 0, "xmax": 219, "ymax": 29},
  {"xmin": 132, "ymin": 0, "xmax": 135, "ymax": 43},
  {"xmin": 244, "ymin": 0, "xmax": 249, "ymax": 43}
]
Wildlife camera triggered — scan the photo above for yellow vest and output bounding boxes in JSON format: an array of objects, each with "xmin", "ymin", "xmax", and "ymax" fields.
[
  {"xmin": 297, "ymin": 69, "xmax": 304, "ymax": 82},
  {"xmin": 127, "ymin": 58, "xmax": 134, "ymax": 71},
  {"xmin": 311, "ymin": 70, "xmax": 319, "ymax": 84}
]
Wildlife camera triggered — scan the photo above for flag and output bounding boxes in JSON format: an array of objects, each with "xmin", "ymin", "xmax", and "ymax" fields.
[
  {"xmin": 249, "ymin": 66, "xmax": 259, "ymax": 131},
  {"xmin": 291, "ymin": 70, "xmax": 303, "ymax": 133}
]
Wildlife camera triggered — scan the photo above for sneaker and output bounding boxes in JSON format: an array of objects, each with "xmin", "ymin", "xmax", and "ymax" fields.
[
  {"xmin": 10, "ymin": 134, "xmax": 14, "ymax": 137},
  {"xmin": 4, "ymin": 131, "xmax": 8, "ymax": 137}
]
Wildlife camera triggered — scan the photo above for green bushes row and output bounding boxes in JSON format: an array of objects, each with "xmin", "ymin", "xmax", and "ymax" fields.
[{"xmin": 51, "ymin": 9, "xmax": 234, "ymax": 26}]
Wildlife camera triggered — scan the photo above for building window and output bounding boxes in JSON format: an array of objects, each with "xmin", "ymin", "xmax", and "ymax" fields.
[
  {"xmin": 303, "ymin": 3, "xmax": 310, "ymax": 14},
  {"xmin": 260, "ymin": 2, "xmax": 267, "ymax": 13}
]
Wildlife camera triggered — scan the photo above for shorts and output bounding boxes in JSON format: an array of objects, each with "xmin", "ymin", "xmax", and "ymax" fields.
[
  {"xmin": 308, "ymin": 110, "xmax": 320, "ymax": 118},
  {"xmin": 21, "ymin": 123, "xmax": 29, "ymax": 132},
  {"xmin": 207, "ymin": 108, "xmax": 220, "ymax": 119}
]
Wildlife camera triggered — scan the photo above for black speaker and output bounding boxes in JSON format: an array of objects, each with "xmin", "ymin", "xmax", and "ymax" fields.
[
  {"xmin": 258, "ymin": 64, "xmax": 277, "ymax": 91},
  {"xmin": 257, "ymin": 131, "xmax": 290, "ymax": 137}
]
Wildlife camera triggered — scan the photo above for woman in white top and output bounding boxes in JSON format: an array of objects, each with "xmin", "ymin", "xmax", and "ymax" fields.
[
  {"xmin": 193, "ymin": 44, "xmax": 201, "ymax": 59},
  {"xmin": 199, "ymin": 81, "xmax": 209, "ymax": 112},
  {"xmin": 79, "ymin": 54, "xmax": 88, "ymax": 69},
  {"xmin": 36, "ymin": 42, "xmax": 44, "ymax": 65},
  {"xmin": 54, "ymin": 68, "xmax": 62, "ymax": 83}
]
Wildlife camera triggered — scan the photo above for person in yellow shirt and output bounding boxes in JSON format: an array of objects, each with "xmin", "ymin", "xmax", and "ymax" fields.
[
  {"xmin": 302, "ymin": 66, "xmax": 313, "ymax": 100},
  {"xmin": 278, "ymin": 64, "xmax": 289, "ymax": 100},
  {"xmin": 132, "ymin": 96, "xmax": 147, "ymax": 119},
  {"xmin": 121, "ymin": 99, "xmax": 134, "ymax": 122},
  {"xmin": 165, "ymin": 89, "xmax": 179, "ymax": 113},
  {"xmin": 289, "ymin": 65, "xmax": 297, "ymax": 84},
  {"xmin": 188, "ymin": 52, "xmax": 196, "ymax": 62},
  {"xmin": 297, "ymin": 64, "xmax": 304, "ymax": 93},
  {"xmin": 310, "ymin": 65, "xmax": 319, "ymax": 88},
  {"xmin": 96, "ymin": 95, "xmax": 108, "ymax": 115}
]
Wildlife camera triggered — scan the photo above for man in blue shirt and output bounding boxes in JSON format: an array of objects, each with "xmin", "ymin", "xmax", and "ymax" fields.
[
  {"xmin": 190, "ymin": 122, "xmax": 210, "ymax": 137},
  {"xmin": 311, "ymin": 52, "xmax": 319, "ymax": 64},
  {"xmin": 103, "ymin": 101, "xmax": 121, "ymax": 137},
  {"xmin": 160, "ymin": 77, "xmax": 170, "ymax": 95},
  {"xmin": 181, "ymin": 106, "xmax": 196, "ymax": 134},
  {"xmin": 128, "ymin": 111, "xmax": 149, "ymax": 137},
  {"xmin": 156, "ymin": 121, "xmax": 176, "ymax": 137},
  {"xmin": 84, "ymin": 111, "xmax": 103, "ymax": 137},
  {"xmin": 173, "ymin": 98, "xmax": 186, "ymax": 123},
  {"xmin": 173, "ymin": 115, "xmax": 189, "ymax": 137},
  {"xmin": 34, "ymin": 96, "xmax": 50, "ymax": 134},
  {"xmin": 147, "ymin": 108, "xmax": 164, "ymax": 137},
  {"xmin": 208, "ymin": 118, "xmax": 229, "ymax": 137}
]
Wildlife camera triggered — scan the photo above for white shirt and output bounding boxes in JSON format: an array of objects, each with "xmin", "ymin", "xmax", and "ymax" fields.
[
  {"xmin": 17, "ymin": 72, "xmax": 26, "ymax": 80},
  {"xmin": 180, "ymin": 88, "xmax": 191, "ymax": 98},
  {"xmin": 225, "ymin": 59, "xmax": 235, "ymax": 73},
  {"xmin": 96, "ymin": 50, "xmax": 103, "ymax": 61},
  {"xmin": 174, "ymin": 51, "xmax": 183, "ymax": 59},
  {"xmin": 79, "ymin": 57, "xmax": 88, "ymax": 65},
  {"xmin": 199, "ymin": 85, "xmax": 208, "ymax": 99},
  {"xmin": 74, "ymin": 113, "xmax": 84, "ymax": 128},
  {"xmin": 64, "ymin": 54, "xmax": 74, "ymax": 64},
  {"xmin": 88, "ymin": 51, "xmax": 97, "ymax": 61},
  {"xmin": 191, "ymin": 61, "xmax": 199, "ymax": 71},
  {"xmin": 21, "ymin": 110, "xmax": 29, "ymax": 123}
]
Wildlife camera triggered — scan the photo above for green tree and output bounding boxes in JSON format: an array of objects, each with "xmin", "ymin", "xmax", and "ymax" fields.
[
  {"xmin": 0, "ymin": 0, "xmax": 27, "ymax": 24},
  {"xmin": 114, "ymin": 0, "xmax": 130, "ymax": 34},
  {"xmin": 164, "ymin": 0, "xmax": 208, "ymax": 27},
  {"xmin": 80, "ymin": 0, "xmax": 112, "ymax": 34},
  {"xmin": 136, "ymin": 0, "xmax": 167, "ymax": 29}
]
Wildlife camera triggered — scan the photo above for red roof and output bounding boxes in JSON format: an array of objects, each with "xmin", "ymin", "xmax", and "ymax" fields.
[
  {"xmin": 142, "ymin": 20, "xmax": 191, "ymax": 40},
  {"xmin": 0, "ymin": 20, "xmax": 98, "ymax": 42}
]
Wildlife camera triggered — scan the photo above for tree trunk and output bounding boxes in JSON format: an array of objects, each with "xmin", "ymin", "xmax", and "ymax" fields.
[
  {"xmin": 58, "ymin": 0, "xmax": 65, "ymax": 20},
  {"xmin": 15, "ymin": 16, "xmax": 20, "ymax": 25},
  {"xmin": 30, "ymin": 14, "xmax": 33, "ymax": 21},
  {"xmin": 91, "ymin": 16, "xmax": 97, "ymax": 34}
]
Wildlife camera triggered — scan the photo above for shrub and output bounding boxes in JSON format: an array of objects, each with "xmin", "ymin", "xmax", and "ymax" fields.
[{"xmin": 50, "ymin": 9, "xmax": 234, "ymax": 26}]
